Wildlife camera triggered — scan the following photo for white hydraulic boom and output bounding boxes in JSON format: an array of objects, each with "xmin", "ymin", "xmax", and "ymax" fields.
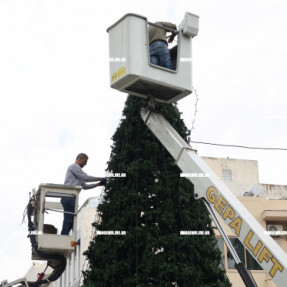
[{"xmin": 141, "ymin": 108, "xmax": 287, "ymax": 287}]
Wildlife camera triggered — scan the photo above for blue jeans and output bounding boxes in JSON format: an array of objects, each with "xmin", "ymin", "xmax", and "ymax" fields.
[
  {"xmin": 149, "ymin": 41, "xmax": 172, "ymax": 69},
  {"xmin": 61, "ymin": 197, "xmax": 75, "ymax": 235}
]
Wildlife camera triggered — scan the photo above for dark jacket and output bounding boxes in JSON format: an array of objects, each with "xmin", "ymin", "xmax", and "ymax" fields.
[{"xmin": 149, "ymin": 21, "xmax": 177, "ymax": 44}]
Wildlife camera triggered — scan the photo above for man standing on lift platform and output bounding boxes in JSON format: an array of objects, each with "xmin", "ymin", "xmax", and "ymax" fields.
[
  {"xmin": 61, "ymin": 153, "xmax": 107, "ymax": 235},
  {"xmin": 149, "ymin": 21, "xmax": 177, "ymax": 70}
]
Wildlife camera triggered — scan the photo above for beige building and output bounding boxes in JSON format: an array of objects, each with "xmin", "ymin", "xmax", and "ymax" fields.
[
  {"xmin": 203, "ymin": 156, "xmax": 287, "ymax": 287},
  {"xmin": 203, "ymin": 157, "xmax": 260, "ymax": 196}
]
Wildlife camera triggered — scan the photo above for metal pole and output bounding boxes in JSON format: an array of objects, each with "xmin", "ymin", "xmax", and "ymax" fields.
[
  {"xmin": 203, "ymin": 199, "xmax": 240, "ymax": 263},
  {"xmin": 203, "ymin": 199, "xmax": 258, "ymax": 287}
]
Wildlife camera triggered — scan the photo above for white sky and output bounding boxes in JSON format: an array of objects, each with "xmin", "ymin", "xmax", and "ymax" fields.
[{"xmin": 0, "ymin": 0, "xmax": 287, "ymax": 281}]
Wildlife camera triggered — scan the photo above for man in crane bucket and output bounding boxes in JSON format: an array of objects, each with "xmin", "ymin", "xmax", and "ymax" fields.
[
  {"xmin": 149, "ymin": 21, "xmax": 177, "ymax": 69},
  {"xmin": 61, "ymin": 153, "xmax": 107, "ymax": 235}
]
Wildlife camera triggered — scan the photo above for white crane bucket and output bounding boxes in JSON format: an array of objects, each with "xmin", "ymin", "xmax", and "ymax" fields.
[
  {"xmin": 107, "ymin": 12, "xmax": 199, "ymax": 103},
  {"xmin": 31, "ymin": 184, "xmax": 81, "ymax": 259}
]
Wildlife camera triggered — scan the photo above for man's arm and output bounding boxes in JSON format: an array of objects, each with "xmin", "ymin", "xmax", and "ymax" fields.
[
  {"xmin": 81, "ymin": 178, "xmax": 108, "ymax": 190},
  {"xmin": 70, "ymin": 164, "xmax": 102, "ymax": 182},
  {"xmin": 159, "ymin": 22, "xmax": 177, "ymax": 43},
  {"xmin": 81, "ymin": 182, "xmax": 100, "ymax": 190},
  {"xmin": 167, "ymin": 34, "xmax": 175, "ymax": 43},
  {"xmin": 160, "ymin": 21, "xmax": 177, "ymax": 32}
]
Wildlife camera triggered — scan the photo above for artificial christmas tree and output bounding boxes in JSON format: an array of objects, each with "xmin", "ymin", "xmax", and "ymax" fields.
[{"xmin": 83, "ymin": 95, "xmax": 231, "ymax": 287}]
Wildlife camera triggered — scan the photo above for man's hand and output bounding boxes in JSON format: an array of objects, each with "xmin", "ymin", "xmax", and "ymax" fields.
[
  {"xmin": 167, "ymin": 34, "xmax": 175, "ymax": 43},
  {"xmin": 98, "ymin": 178, "xmax": 108, "ymax": 186}
]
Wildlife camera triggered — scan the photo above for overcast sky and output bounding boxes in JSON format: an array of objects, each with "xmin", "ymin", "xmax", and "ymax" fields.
[{"xmin": 0, "ymin": 0, "xmax": 286, "ymax": 281}]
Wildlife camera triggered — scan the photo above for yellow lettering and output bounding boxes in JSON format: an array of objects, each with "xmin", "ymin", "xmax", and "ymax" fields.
[
  {"xmin": 258, "ymin": 247, "xmax": 284, "ymax": 277},
  {"xmin": 206, "ymin": 187, "xmax": 218, "ymax": 204},
  {"xmin": 270, "ymin": 257, "xmax": 284, "ymax": 277},
  {"xmin": 222, "ymin": 205, "xmax": 235, "ymax": 220},
  {"xmin": 204, "ymin": 187, "xmax": 285, "ymax": 279},
  {"xmin": 229, "ymin": 217, "xmax": 242, "ymax": 236},
  {"xmin": 258, "ymin": 247, "xmax": 272, "ymax": 264},
  {"xmin": 111, "ymin": 67, "xmax": 126, "ymax": 82},
  {"xmin": 244, "ymin": 230, "xmax": 254, "ymax": 252},
  {"xmin": 253, "ymin": 241, "xmax": 263, "ymax": 257},
  {"xmin": 214, "ymin": 195, "xmax": 227, "ymax": 215}
]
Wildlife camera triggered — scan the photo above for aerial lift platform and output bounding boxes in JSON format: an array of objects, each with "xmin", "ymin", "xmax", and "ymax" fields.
[
  {"xmin": 1, "ymin": 184, "xmax": 81, "ymax": 287},
  {"xmin": 107, "ymin": 12, "xmax": 198, "ymax": 103},
  {"xmin": 107, "ymin": 12, "xmax": 287, "ymax": 287},
  {"xmin": 30, "ymin": 184, "xmax": 80, "ymax": 258}
]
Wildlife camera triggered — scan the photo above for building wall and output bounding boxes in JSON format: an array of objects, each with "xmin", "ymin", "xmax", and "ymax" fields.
[
  {"xmin": 261, "ymin": 184, "xmax": 287, "ymax": 199},
  {"xmin": 202, "ymin": 156, "xmax": 260, "ymax": 196}
]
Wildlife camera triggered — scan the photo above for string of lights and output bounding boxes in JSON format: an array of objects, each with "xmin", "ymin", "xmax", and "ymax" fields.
[{"xmin": 190, "ymin": 86, "xmax": 199, "ymax": 135}]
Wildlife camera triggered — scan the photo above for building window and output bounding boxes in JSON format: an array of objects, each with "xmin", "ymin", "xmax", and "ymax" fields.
[
  {"xmin": 227, "ymin": 238, "xmax": 245, "ymax": 269},
  {"xmin": 222, "ymin": 169, "xmax": 232, "ymax": 182},
  {"xmin": 217, "ymin": 237, "xmax": 262, "ymax": 271}
]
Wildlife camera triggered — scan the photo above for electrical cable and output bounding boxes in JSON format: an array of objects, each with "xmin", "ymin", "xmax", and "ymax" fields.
[
  {"xmin": 187, "ymin": 87, "xmax": 286, "ymax": 152},
  {"xmin": 21, "ymin": 206, "xmax": 27, "ymax": 225},
  {"xmin": 189, "ymin": 141, "xmax": 287, "ymax": 151}
]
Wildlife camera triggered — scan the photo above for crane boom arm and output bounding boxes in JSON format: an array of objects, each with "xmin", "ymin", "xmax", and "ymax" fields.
[{"xmin": 141, "ymin": 108, "xmax": 287, "ymax": 287}]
